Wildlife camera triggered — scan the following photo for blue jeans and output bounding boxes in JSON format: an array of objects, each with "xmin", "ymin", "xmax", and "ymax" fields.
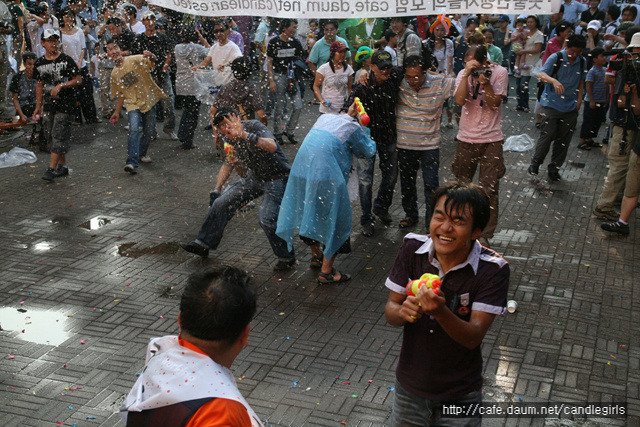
[
  {"xmin": 515, "ymin": 76, "xmax": 531, "ymax": 110},
  {"xmin": 196, "ymin": 173, "xmax": 295, "ymax": 261},
  {"xmin": 272, "ymin": 73, "xmax": 302, "ymax": 138},
  {"xmin": 177, "ymin": 95, "xmax": 200, "ymax": 148},
  {"xmin": 126, "ymin": 105, "xmax": 156, "ymax": 167},
  {"xmin": 398, "ymin": 148, "xmax": 439, "ymax": 222},
  {"xmin": 390, "ymin": 380, "xmax": 482, "ymax": 427},
  {"xmin": 357, "ymin": 142, "xmax": 398, "ymax": 225}
]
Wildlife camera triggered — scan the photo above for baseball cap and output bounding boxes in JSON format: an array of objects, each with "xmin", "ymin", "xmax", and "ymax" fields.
[
  {"xmin": 371, "ymin": 50, "xmax": 393, "ymax": 68},
  {"xmin": 330, "ymin": 41, "xmax": 347, "ymax": 53},
  {"xmin": 41, "ymin": 28, "xmax": 60, "ymax": 40},
  {"xmin": 627, "ymin": 32, "xmax": 640, "ymax": 48},
  {"xmin": 587, "ymin": 20, "xmax": 601, "ymax": 31},
  {"xmin": 355, "ymin": 46, "xmax": 373, "ymax": 63},
  {"xmin": 498, "ymin": 15, "xmax": 510, "ymax": 23},
  {"xmin": 141, "ymin": 10, "xmax": 156, "ymax": 20}
]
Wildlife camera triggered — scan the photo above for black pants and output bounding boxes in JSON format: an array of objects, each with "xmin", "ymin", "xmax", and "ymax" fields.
[
  {"xmin": 74, "ymin": 67, "xmax": 98, "ymax": 123},
  {"xmin": 177, "ymin": 95, "xmax": 200, "ymax": 148},
  {"xmin": 579, "ymin": 102, "xmax": 608, "ymax": 140}
]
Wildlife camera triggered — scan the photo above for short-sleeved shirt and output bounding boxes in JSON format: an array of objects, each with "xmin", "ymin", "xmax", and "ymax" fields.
[
  {"xmin": 133, "ymin": 32, "xmax": 170, "ymax": 81},
  {"xmin": 562, "ymin": 0, "xmax": 588, "ymax": 23},
  {"xmin": 222, "ymin": 120, "xmax": 291, "ymax": 182},
  {"xmin": 9, "ymin": 71, "xmax": 37, "ymax": 107},
  {"xmin": 316, "ymin": 62, "xmax": 354, "ymax": 113},
  {"xmin": 61, "ymin": 28, "xmax": 86, "ymax": 68},
  {"xmin": 206, "ymin": 41, "xmax": 242, "ymax": 85},
  {"xmin": 308, "ymin": 36, "xmax": 352, "ymax": 66},
  {"xmin": 521, "ymin": 30, "xmax": 544, "ymax": 77},
  {"xmin": 111, "ymin": 55, "xmax": 165, "ymax": 113},
  {"xmin": 433, "ymin": 38, "xmax": 454, "ymax": 74},
  {"xmin": 174, "ymin": 42, "xmax": 208, "ymax": 96},
  {"xmin": 455, "ymin": 64, "xmax": 508, "ymax": 144},
  {"xmin": 267, "ymin": 35, "xmax": 304, "ymax": 75},
  {"xmin": 540, "ymin": 50, "xmax": 586, "ymax": 112},
  {"xmin": 212, "ymin": 79, "xmax": 264, "ymax": 120},
  {"xmin": 397, "ymin": 73, "xmax": 455, "ymax": 150},
  {"xmin": 385, "ymin": 233, "xmax": 509, "ymax": 401},
  {"xmin": 542, "ymin": 37, "xmax": 563, "ymax": 65},
  {"xmin": 585, "ymin": 65, "xmax": 608, "ymax": 103},
  {"xmin": 34, "ymin": 52, "xmax": 80, "ymax": 113}
]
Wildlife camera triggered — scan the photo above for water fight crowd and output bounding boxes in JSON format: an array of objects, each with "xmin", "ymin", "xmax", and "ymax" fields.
[{"xmin": 4, "ymin": 1, "xmax": 639, "ymax": 424}]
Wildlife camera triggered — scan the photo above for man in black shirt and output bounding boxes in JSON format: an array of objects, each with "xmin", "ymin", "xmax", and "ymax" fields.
[
  {"xmin": 33, "ymin": 29, "xmax": 81, "ymax": 181},
  {"xmin": 345, "ymin": 50, "xmax": 403, "ymax": 237},
  {"xmin": 267, "ymin": 18, "xmax": 304, "ymax": 145},
  {"xmin": 181, "ymin": 107, "xmax": 296, "ymax": 271},
  {"xmin": 133, "ymin": 11, "xmax": 177, "ymax": 140}
]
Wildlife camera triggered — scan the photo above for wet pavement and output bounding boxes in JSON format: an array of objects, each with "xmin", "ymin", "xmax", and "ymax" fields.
[{"xmin": 0, "ymin": 83, "xmax": 638, "ymax": 426}]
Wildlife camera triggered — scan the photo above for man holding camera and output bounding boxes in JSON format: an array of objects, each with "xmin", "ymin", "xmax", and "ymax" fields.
[
  {"xmin": 528, "ymin": 34, "xmax": 587, "ymax": 181},
  {"xmin": 452, "ymin": 45, "xmax": 508, "ymax": 247}
]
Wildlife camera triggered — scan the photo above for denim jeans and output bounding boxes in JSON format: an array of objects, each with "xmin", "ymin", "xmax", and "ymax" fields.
[
  {"xmin": 160, "ymin": 72, "xmax": 176, "ymax": 132},
  {"xmin": 515, "ymin": 76, "xmax": 531, "ymax": 110},
  {"xmin": 127, "ymin": 105, "xmax": 156, "ymax": 167},
  {"xmin": 398, "ymin": 148, "xmax": 440, "ymax": 222},
  {"xmin": 272, "ymin": 73, "xmax": 302, "ymax": 138},
  {"xmin": 357, "ymin": 142, "xmax": 398, "ymax": 225},
  {"xmin": 390, "ymin": 380, "xmax": 482, "ymax": 427},
  {"xmin": 196, "ymin": 173, "xmax": 295, "ymax": 261},
  {"xmin": 177, "ymin": 95, "xmax": 200, "ymax": 148}
]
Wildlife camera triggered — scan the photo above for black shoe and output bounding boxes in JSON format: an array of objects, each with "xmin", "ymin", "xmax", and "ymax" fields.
[
  {"xmin": 42, "ymin": 167, "xmax": 56, "ymax": 181},
  {"xmin": 53, "ymin": 165, "xmax": 69, "ymax": 178},
  {"xmin": 275, "ymin": 135, "xmax": 285, "ymax": 146},
  {"xmin": 548, "ymin": 170, "xmax": 561, "ymax": 181},
  {"xmin": 601, "ymin": 220, "xmax": 630, "ymax": 235},
  {"xmin": 180, "ymin": 242, "xmax": 209, "ymax": 257},
  {"xmin": 124, "ymin": 164, "xmax": 137, "ymax": 174},
  {"xmin": 274, "ymin": 258, "xmax": 296, "ymax": 271},
  {"xmin": 373, "ymin": 208, "xmax": 392, "ymax": 225},
  {"xmin": 362, "ymin": 222, "xmax": 375, "ymax": 237},
  {"xmin": 285, "ymin": 132, "xmax": 298, "ymax": 145},
  {"xmin": 527, "ymin": 165, "xmax": 539, "ymax": 176}
]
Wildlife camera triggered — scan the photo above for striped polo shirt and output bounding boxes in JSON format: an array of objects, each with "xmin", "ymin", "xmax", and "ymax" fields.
[{"xmin": 396, "ymin": 73, "xmax": 455, "ymax": 151}]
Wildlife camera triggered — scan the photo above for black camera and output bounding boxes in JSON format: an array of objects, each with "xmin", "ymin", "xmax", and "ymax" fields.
[
  {"xmin": 609, "ymin": 52, "xmax": 640, "ymax": 86},
  {"xmin": 472, "ymin": 68, "xmax": 492, "ymax": 78}
]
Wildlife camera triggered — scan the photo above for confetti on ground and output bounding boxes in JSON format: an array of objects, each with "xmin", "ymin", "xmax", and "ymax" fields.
[
  {"xmin": 80, "ymin": 340, "xmax": 85, "ymax": 344},
  {"xmin": 8, "ymin": 355, "xmax": 14, "ymax": 359}
]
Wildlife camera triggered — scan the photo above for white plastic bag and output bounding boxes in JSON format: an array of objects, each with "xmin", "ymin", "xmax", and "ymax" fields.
[
  {"xmin": 504, "ymin": 134, "xmax": 535, "ymax": 152},
  {"xmin": 0, "ymin": 147, "xmax": 37, "ymax": 168},
  {"xmin": 530, "ymin": 58, "xmax": 543, "ymax": 77},
  {"xmin": 193, "ymin": 69, "xmax": 228, "ymax": 105}
]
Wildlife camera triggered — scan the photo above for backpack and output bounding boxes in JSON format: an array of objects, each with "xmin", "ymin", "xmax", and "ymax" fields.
[{"xmin": 536, "ymin": 52, "xmax": 585, "ymax": 101}]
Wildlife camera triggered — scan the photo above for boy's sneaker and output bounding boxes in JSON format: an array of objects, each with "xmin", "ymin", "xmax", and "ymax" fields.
[
  {"xmin": 53, "ymin": 165, "xmax": 69, "ymax": 178},
  {"xmin": 601, "ymin": 220, "xmax": 630, "ymax": 235},
  {"xmin": 140, "ymin": 156, "xmax": 152, "ymax": 163},
  {"xmin": 527, "ymin": 164, "xmax": 539, "ymax": 176},
  {"xmin": 593, "ymin": 207, "xmax": 619, "ymax": 222},
  {"xmin": 124, "ymin": 164, "xmax": 137, "ymax": 174},
  {"xmin": 42, "ymin": 167, "xmax": 56, "ymax": 181}
]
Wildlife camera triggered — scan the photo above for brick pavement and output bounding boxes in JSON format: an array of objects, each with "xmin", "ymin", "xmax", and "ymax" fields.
[{"xmin": 0, "ymin": 82, "xmax": 637, "ymax": 426}]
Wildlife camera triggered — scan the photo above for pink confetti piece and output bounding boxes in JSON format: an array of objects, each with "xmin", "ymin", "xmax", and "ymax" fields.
[
  {"xmin": 8, "ymin": 355, "xmax": 15, "ymax": 359},
  {"xmin": 80, "ymin": 340, "xmax": 85, "ymax": 344}
]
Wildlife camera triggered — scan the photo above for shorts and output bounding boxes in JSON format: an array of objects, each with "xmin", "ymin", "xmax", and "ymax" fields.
[
  {"xmin": 624, "ymin": 151, "xmax": 640, "ymax": 198},
  {"xmin": 42, "ymin": 111, "xmax": 73, "ymax": 155}
]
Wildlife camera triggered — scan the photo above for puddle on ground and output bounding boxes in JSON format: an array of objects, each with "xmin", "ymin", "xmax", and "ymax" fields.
[
  {"xmin": 0, "ymin": 307, "xmax": 71, "ymax": 346},
  {"xmin": 48, "ymin": 216, "xmax": 72, "ymax": 226},
  {"xmin": 79, "ymin": 216, "xmax": 112, "ymax": 230},
  {"xmin": 117, "ymin": 242, "xmax": 180, "ymax": 258}
]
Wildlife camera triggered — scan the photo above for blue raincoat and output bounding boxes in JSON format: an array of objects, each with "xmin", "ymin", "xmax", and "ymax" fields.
[{"xmin": 276, "ymin": 114, "xmax": 376, "ymax": 259}]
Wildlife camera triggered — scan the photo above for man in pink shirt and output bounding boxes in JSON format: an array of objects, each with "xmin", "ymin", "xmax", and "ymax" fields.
[{"xmin": 452, "ymin": 45, "xmax": 508, "ymax": 248}]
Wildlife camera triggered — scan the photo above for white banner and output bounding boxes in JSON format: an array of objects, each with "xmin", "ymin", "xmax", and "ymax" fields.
[{"xmin": 148, "ymin": 0, "xmax": 562, "ymax": 19}]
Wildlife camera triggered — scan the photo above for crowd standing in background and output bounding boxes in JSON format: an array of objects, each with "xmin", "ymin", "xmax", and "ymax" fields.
[{"xmin": 2, "ymin": 2, "xmax": 638, "ymax": 423}]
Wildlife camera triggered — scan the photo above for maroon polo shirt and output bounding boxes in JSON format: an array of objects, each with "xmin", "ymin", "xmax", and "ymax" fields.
[{"xmin": 386, "ymin": 233, "xmax": 509, "ymax": 401}]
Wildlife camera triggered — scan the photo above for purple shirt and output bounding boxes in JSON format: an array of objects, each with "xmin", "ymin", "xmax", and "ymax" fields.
[
  {"xmin": 386, "ymin": 233, "xmax": 509, "ymax": 401},
  {"xmin": 227, "ymin": 31, "xmax": 245, "ymax": 55}
]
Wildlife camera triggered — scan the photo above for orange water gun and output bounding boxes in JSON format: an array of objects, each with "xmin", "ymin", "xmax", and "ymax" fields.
[
  {"xmin": 354, "ymin": 97, "xmax": 370, "ymax": 126},
  {"xmin": 406, "ymin": 273, "xmax": 441, "ymax": 297}
]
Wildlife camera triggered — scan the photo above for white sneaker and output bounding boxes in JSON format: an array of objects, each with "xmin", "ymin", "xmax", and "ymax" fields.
[
  {"xmin": 124, "ymin": 125, "xmax": 130, "ymax": 130},
  {"xmin": 164, "ymin": 130, "xmax": 178, "ymax": 140},
  {"xmin": 124, "ymin": 164, "xmax": 137, "ymax": 174},
  {"xmin": 140, "ymin": 156, "xmax": 152, "ymax": 163}
]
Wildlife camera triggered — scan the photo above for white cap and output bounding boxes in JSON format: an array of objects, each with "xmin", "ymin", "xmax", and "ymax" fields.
[
  {"xmin": 587, "ymin": 20, "xmax": 601, "ymax": 31},
  {"xmin": 628, "ymin": 32, "xmax": 640, "ymax": 48}
]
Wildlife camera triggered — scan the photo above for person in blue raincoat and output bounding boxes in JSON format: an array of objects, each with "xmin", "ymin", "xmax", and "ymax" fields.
[{"xmin": 276, "ymin": 102, "xmax": 376, "ymax": 284}]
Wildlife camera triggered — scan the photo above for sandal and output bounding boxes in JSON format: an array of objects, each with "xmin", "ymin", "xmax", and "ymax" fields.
[
  {"xmin": 399, "ymin": 216, "xmax": 418, "ymax": 228},
  {"xmin": 317, "ymin": 268, "xmax": 351, "ymax": 284},
  {"xmin": 310, "ymin": 256, "xmax": 323, "ymax": 269},
  {"xmin": 588, "ymin": 140, "xmax": 603, "ymax": 148},
  {"xmin": 578, "ymin": 142, "xmax": 592, "ymax": 151}
]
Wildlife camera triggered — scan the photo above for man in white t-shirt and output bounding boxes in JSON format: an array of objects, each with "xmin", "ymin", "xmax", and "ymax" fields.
[{"xmin": 193, "ymin": 18, "xmax": 242, "ymax": 85}]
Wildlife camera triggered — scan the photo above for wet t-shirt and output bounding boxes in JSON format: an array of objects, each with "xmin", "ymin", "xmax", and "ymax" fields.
[
  {"xmin": 33, "ymin": 52, "xmax": 80, "ymax": 113},
  {"xmin": 267, "ymin": 36, "xmax": 304, "ymax": 75},
  {"xmin": 223, "ymin": 120, "xmax": 290, "ymax": 182},
  {"xmin": 133, "ymin": 32, "xmax": 170, "ymax": 81}
]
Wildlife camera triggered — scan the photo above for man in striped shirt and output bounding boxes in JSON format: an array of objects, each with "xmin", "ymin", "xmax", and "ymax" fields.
[{"xmin": 396, "ymin": 55, "xmax": 455, "ymax": 230}]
